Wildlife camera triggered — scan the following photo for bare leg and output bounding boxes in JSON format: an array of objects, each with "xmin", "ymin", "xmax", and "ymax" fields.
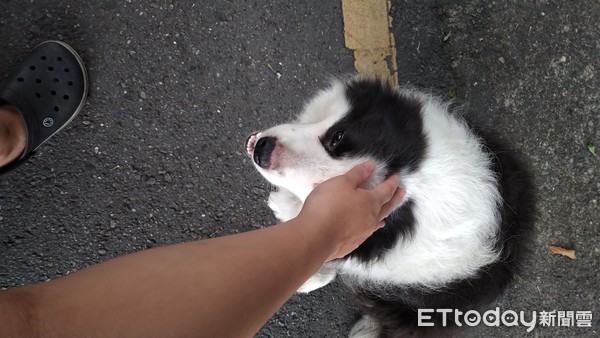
[{"xmin": 0, "ymin": 105, "xmax": 26, "ymax": 167}]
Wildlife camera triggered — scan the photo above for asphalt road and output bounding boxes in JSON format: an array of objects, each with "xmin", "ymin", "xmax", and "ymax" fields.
[{"xmin": 1, "ymin": 1, "xmax": 598, "ymax": 337}]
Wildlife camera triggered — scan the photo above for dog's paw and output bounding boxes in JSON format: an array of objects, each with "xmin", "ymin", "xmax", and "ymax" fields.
[
  {"xmin": 349, "ymin": 315, "xmax": 381, "ymax": 338},
  {"xmin": 297, "ymin": 265, "xmax": 337, "ymax": 293},
  {"xmin": 268, "ymin": 189, "xmax": 303, "ymax": 222}
]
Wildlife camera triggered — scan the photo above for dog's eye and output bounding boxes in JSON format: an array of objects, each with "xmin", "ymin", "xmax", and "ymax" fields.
[{"xmin": 330, "ymin": 130, "xmax": 345, "ymax": 148}]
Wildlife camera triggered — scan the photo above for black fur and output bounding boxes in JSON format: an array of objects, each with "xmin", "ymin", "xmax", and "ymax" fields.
[
  {"xmin": 321, "ymin": 79, "xmax": 427, "ymax": 174},
  {"xmin": 348, "ymin": 200, "xmax": 417, "ymax": 262},
  {"xmin": 320, "ymin": 79, "xmax": 427, "ymax": 262},
  {"xmin": 330, "ymin": 79, "xmax": 536, "ymax": 337}
]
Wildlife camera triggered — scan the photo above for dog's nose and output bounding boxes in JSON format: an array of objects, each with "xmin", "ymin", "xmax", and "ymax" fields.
[{"xmin": 253, "ymin": 136, "xmax": 277, "ymax": 169}]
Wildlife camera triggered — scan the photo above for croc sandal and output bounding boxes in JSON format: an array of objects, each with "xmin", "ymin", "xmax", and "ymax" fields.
[{"xmin": 0, "ymin": 40, "xmax": 88, "ymax": 174}]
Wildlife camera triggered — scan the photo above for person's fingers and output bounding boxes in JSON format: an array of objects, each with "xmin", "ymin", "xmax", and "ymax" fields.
[
  {"xmin": 343, "ymin": 161, "xmax": 376, "ymax": 187},
  {"xmin": 370, "ymin": 174, "xmax": 401, "ymax": 205},
  {"xmin": 378, "ymin": 187, "xmax": 406, "ymax": 221}
]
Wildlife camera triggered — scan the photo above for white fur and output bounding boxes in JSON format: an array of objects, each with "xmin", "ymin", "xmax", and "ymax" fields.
[
  {"xmin": 251, "ymin": 80, "xmax": 502, "ymax": 292},
  {"xmin": 296, "ymin": 263, "xmax": 338, "ymax": 293},
  {"xmin": 349, "ymin": 315, "xmax": 381, "ymax": 338},
  {"xmin": 341, "ymin": 91, "xmax": 501, "ymax": 288},
  {"xmin": 253, "ymin": 82, "xmax": 387, "ymax": 202},
  {"xmin": 267, "ymin": 189, "xmax": 303, "ymax": 221}
]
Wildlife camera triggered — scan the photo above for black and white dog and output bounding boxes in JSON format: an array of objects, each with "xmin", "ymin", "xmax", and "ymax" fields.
[{"xmin": 245, "ymin": 77, "xmax": 535, "ymax": 337}]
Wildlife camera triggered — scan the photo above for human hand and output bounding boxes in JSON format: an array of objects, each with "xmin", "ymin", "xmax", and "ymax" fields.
[{"xmin": 297, "ymin": 161, "xmax": 405, "ymax": 261}]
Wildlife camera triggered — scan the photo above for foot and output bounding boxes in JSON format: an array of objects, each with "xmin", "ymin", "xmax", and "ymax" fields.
[
  {"xmin": 0, "ymin": 40, "xmax": 88, "ymax": 174},
  {"xmin": 0, "ymin": 105, "xmax": 26, "ymax": 167}
]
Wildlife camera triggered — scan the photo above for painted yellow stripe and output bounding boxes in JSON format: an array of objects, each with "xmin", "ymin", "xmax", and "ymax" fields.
[{"xmin": 342, "ymin": 0, "xmax": 398, "ymax": 86}]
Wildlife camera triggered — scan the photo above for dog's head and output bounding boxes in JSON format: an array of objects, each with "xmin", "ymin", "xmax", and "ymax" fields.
[{"xmin": 246, "ymin": 78, "xmax": 426, "ymax": 201}]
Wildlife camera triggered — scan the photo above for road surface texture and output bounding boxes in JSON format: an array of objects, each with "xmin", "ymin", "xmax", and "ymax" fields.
[{"xmin": 0, "ymin": 0, "xmax": 597, "ymax": 337}]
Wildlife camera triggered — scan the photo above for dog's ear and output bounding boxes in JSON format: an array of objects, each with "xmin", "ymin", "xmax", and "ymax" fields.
[
  {"xmin": 345, "ymin": 78, "xmax": 399, "ymax": 115},
  {"xmin": 346, "ymin": 78, "xmax": 382, "ymax": 105}
]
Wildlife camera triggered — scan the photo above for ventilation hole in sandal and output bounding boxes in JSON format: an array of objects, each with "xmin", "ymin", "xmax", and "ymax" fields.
[
  {"xmin": 63, "ymin": 95, "xmax": 70, "ymax": 100},
  {"xmin": 54, "ymin": 106, "xmax": 60, "ymax": 112},
  {"xmin": 53, "ymin": 78, "xmax": 60, "ymax": 83},
  {"xmin": 35, "ymin": 93, "xmax": 41, "ymax": 98},
  {"xmin": 57, "ymin": 56, "xmax": 63, "ymax": 61},
  {"xmin": 51, "ymin": 90, "xmax": 57, "ymax": 96},
  {"xmin": 29, "ymin": 65, "xmax": 36, "ymax": 70},
  {"xmin": 41, "ymin": 56, "xmax": 47, "ymax": 60},
  {"xmin": 48, "ymin": 66, "xmax": 54, "ymax": 71},
  {"xmin": 64, "ymin": 68, "xmax": 70, "ymax": 73},
  {"xmin": 67, "ymin": 81, "xmax": 74, "ymax": 86},
  {"xmin": 36, "ymin": 79, "xmax": 42, "ymax": 84},
  {"xmin": 17, "ymin": 77, "xmax": 24, "ymax": 82}
]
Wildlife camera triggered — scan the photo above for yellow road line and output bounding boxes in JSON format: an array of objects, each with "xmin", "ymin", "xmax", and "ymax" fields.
[{"xmin": 342, "ymin": 0, "xmax": 398, "ymax": 86}]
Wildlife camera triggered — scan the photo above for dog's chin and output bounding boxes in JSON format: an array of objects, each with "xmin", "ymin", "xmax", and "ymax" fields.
[{"xmin": 259, "ymin": 169, "xmax": 322, "ymax": 201}]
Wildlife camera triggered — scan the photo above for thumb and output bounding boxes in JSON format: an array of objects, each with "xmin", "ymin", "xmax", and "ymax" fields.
[{"xmin": 344, "ymin": 161, "xmax": 376, "ymax": 187}]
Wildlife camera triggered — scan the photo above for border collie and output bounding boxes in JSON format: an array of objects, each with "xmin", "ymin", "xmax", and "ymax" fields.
[{"xmin": 245, "ymin": 77, "xmax": 535, "ymax": 337}]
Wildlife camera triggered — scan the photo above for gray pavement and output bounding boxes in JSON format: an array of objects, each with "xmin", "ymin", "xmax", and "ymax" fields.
[
  {"xmin": 1, "ymin": 1, "xmax": 598, "ymax": 337},
  {"xmin": 392, "ymin": 1, "xmax": 599, "ymax": 336}
]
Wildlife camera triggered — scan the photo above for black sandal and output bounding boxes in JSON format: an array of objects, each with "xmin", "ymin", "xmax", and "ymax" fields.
[{"xmin": 0, "ymin": 40, "xmax": 88, "ymax": 174}]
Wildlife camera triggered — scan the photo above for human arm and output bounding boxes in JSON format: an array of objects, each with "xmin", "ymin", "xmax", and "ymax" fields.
[{"xmin": 0, "ymin": 161, "xmax": 404, "ymax": 337}]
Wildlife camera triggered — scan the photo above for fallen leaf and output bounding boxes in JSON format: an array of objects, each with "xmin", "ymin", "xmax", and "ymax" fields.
[
  {"xmin": 549, "ymin": 245, "xmax": 576, "ymax": 260},
  {"xmin": 587, "ymin": 143, "xmax": 596, "ymax": 157}
]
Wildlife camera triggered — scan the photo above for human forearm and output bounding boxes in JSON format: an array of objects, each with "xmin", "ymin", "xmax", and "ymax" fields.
[
  {"xmin": 0, "ymin": 218, "xmax": 331, "ymax": 338},
  {"xmin": 0, "ymin": 162, "xmax": 403, "ymax": 337}
]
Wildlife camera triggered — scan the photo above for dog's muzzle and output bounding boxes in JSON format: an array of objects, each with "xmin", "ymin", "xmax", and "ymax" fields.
[{"xmin": 246, "ymin": 134, "xmax": 277, "ymax": 169}]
